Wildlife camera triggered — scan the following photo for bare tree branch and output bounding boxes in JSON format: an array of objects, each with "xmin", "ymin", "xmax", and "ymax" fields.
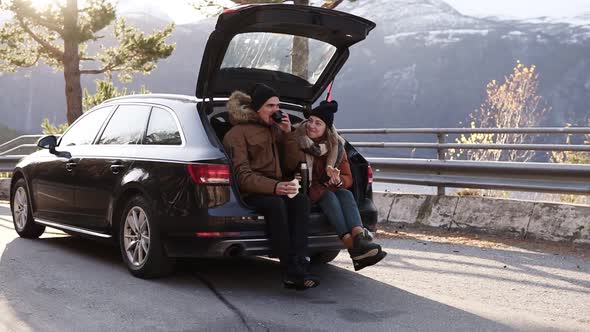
[
  {"xmin": 80, "ymin": 64, "xmax": 113, "ymax": 75},
  {"xmin": 79, "ymin": 69, "xmax": 104, "ymax": 74}
]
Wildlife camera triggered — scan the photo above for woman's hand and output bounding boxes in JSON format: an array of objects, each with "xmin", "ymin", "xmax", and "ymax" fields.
[
  {"xmin": 327, "ymin": 166, "xmax": 341, "ymax": 186},
  {"xmin": 278, "ymin": 112, "xmax": 291, "ymax": 133},
  {"xmin": 328, "ymin": 176, "xmax": 341, "ymax": 186},
  {"xmin": 275, "ymin": 181, "xmax": 299, "ymax": 196}
]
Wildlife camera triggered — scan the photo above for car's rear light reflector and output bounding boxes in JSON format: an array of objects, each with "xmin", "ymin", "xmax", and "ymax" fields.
[
  {"xmin": 186, "ymin": 164, "xmax": 230, "ymax": 185},
  {"xmin": 196, "ymin": 232, "xmax": 241, "ymax": 237},
  {"xmin": 367, "ymin": 165, "xmax": 373, "ymax": 185}
]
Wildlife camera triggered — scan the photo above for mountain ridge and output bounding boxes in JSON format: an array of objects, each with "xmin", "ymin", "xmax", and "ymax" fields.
[{"xmin": 0, "ymin": 0, "xmax": 588, "ymax": 138}]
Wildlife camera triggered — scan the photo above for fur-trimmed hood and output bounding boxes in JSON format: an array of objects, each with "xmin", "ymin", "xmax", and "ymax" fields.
[{"xmin": 226, "ymin": 90, "xmax": 265, "ymax": 126}]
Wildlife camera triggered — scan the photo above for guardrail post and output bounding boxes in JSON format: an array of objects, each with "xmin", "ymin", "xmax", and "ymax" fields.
[{"xmin": 436, "ymin": 133, "xmax": 446, "ymax": 196}]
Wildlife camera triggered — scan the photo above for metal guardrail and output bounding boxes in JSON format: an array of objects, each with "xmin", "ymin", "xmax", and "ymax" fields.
[
  {"xmin": 367, "ymin": 158, "xmax": 590, "ymax": 195},
  {"xmin": 0, "ymin": 135, "xmax": 43, "ymax": 172},
  {"xmin": 339, "ymin": 127, "xmax": 590, "ymax": 134},
  {"xmin": 0, "ymin": 135, "xmax": 44, "ymax": 155},
  {"xmin": 0, "ymin": 156, "xmax": 24, "ymax": 173},
  {"xmin": 1, "ymin": 129, "xmax": 590, "ymax": 196},
  {"xmin": 341, "ymin": 127, "xmax": 590, "ymax": 195},
  {"xmin": 341, "ymin": 127, "xmax": 590, "ymax": 151},
  {"xmin": 350, "ymin": 142, "xmax": 590, "ymax": 151}
]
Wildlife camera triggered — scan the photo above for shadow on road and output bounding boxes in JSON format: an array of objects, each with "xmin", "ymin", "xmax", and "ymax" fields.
[{"xmin": 0, "ymin": 233, "xmax": 515, "ymax": 331}]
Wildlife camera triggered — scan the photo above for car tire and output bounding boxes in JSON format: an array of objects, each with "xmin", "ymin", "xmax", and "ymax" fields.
[
  {"xmin": 310, "ymin": 250, "xmax": 341, "ymax": 265},
  {"xmin": 119, "ymin": 195, "xmax": 174, "ymax": 278},
  {"xmin": 11, "ymin": 179, "xmax": 45, "ymax": 238}
]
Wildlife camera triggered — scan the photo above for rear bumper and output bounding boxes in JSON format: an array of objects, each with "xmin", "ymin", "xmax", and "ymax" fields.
[
  {"xmin": 164, "ymin": 234, "xmax": 343, "ymax": 258},
  {"xmin": 162, "ymin": 197, "xmax": 377, "ymax": 257}
]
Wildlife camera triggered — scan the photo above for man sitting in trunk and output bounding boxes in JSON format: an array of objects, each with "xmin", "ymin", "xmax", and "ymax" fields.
[{"xmin": 223, "ymin": 83, "xmax": 320, "ymax": 291}]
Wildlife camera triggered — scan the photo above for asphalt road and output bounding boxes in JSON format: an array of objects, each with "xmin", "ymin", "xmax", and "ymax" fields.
[{"xmin": 0, "ymin": 203, "xmax": 588, "ymax": 331}]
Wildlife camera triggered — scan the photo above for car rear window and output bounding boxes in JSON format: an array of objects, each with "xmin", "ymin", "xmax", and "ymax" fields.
[
  {"xmin": 221, "ymin": 32, "xmax": 336, "ymax": 84},
  {"xmin": 98, "ymin": 105, "xmax": 151, "ymax": 145},
  {"xmin": 145, "ymin": 107, "xmax": 182, "ymax": 145}
]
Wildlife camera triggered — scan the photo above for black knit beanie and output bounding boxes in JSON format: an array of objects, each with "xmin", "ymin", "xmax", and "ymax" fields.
[
  {"xmin": 249, "ymin": 83, "xmax": 279, "ymax": 112},
  {"xmin": 308, "ymin": 100, "xmax": 338, "ymax": 128}
]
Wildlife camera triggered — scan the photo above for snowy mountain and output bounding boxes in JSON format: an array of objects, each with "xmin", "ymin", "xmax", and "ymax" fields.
[
  {"xmin": 443, "ymin": 0, "xmax": 590, "ymax": 26},
  {"xmin": 1, "ymin": 0, "xmax": 589, "ymax": 142}
]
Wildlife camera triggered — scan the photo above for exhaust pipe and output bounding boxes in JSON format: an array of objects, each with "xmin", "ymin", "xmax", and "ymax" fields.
[{"xmin": 224, "ymin": 244, "xmax": 245, "ymax": 257}]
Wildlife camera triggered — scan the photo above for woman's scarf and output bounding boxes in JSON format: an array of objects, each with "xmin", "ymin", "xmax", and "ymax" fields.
[{"xmin": 293, "ymin": 121, "xmax": 346, "ymax": 183}]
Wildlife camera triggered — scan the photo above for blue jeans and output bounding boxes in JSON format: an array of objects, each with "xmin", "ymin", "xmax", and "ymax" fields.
[{"xmin": 317, "ymin": 189, "xmax": 363, "ymax": 238}]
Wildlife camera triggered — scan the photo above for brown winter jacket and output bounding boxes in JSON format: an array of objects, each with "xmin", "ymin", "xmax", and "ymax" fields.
[
  {"xmin": 283, "ymin": 122, "xmax": 353, "ymax": 203},
  {"xmin": 222, "ymin": 91, "xmax": 284, "ymax": 196}
]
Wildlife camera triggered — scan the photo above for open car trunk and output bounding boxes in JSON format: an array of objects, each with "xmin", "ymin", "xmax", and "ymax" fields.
[
  {"xmin": 195, "ymin": 4, "xmax": 378, "ymax": 233},
  {"xmin": 201, "ymin": 101, "xmax": 377, "ymax": 233}
]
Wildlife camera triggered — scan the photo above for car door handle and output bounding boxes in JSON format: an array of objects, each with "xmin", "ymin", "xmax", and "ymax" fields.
[
  {"xmin": 110, "ymin": 164, "xmax": 125, "ymax": 174},
  {"xmin": 65, "ymin": 162, "xmax": 77, "ymax": 171}
]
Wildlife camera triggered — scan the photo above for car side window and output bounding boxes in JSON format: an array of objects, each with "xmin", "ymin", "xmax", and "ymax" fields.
[
  {"xmin": 59, "ymin": 106, "xmax": 112, "ymax": 147},
  {"xmin": 98, "ymin": 105, "xmax": 151, "ymax": 145},
  {"xmin": 145, "ymin": 107, "xmax": 182, "ymax": 145}
]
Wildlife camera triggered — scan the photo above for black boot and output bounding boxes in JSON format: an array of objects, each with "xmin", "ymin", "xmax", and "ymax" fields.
[
  {"xmin": 283, "ymin": 256, "xmax": 320, "ymax": 291},
  {"xmin": 282, "ymin": 255, "xmax": 299, "ymax": 288},
  {"xmin": 348, "ymin": 232, "xmax": 387, "ymax": 271}
]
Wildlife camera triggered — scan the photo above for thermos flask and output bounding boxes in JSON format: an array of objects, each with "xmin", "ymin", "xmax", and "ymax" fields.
[{"xmin": 299, "ymin": 162, "xmax": 309, "ymax": 195}]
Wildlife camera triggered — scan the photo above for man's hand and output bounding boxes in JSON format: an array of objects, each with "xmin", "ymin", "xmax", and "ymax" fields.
[
  {"xmin": 275, "ymin": 181, "xmax": 299, "ymax": 196},
  {"xmin": 277, "ymin": 112, "xmax": 291, "ymax": 133}
]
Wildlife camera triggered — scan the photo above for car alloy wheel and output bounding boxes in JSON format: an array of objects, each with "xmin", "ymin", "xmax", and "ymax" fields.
[
  {"xmin": 13, "ymin": 187, "xmax": 28, "ymax": 232},
  {"xmin": 123, "ymin": 206, "xmax": 151, "ymax": 267},
  {"xmin": 11, "ymin": 178, "xmax": 45, "ymax": 238},
  {"xmin": 119, "ymin": 195, "xmax": 174, "ymax": 278}
]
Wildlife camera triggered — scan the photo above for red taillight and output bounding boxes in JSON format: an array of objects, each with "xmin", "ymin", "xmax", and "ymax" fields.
[
  {"xmin": 367, "ymin": 165, "xmax": 373, "ymax": 185},
  {"xmin": 186, "ymin": 164, "xmax": 230, "ymax": 185}
]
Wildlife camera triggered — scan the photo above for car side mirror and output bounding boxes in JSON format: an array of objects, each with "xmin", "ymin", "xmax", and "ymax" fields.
[{"xmin": 37, "ymin": 135, "xmax": 58, "ymax": 154}]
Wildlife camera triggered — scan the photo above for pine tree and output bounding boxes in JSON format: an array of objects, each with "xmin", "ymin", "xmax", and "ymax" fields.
[
  {"xmin": 0, "ymin": 0, "xmax": 175, "ymax": 124},
  {"xmin": 41, "ymin": 77, "xmax": 150, "ymax": 134},
  {"xmin": 83, "ymin": 78, "xmax": 150, "ymax": 112}
]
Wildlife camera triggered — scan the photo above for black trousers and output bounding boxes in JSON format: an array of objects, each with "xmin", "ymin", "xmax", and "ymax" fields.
[{"xmin": 244, "ymin": 194, "xmax": 310, "ymax": 265}]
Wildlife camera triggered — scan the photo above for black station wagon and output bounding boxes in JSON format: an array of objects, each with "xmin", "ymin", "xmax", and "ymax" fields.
[{"xmin": 10, "ymin": 4, "xmax": 378, "ymax": 278}]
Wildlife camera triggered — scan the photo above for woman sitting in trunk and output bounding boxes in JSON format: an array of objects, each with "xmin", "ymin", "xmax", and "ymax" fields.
[{"xmin": 284, "ymin": 100, "xmax": 387, "ymax": 271}]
